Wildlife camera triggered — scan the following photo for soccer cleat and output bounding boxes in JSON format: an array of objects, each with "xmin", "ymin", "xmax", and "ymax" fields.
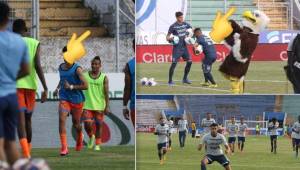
[
  {"xmin": 168, "ymin": 147, "xmax": 172, "ymax": 151},
  {"xmin": 201, "ymin": 82, "xmax": 210, "ymax": 86},
  {"xmin": 87, "ymin": 135, "xmax": 95, "ymax": 149},
  {"xmin": 60, "ymin": 147, "xmax": 69, "ymax": 156},
  {"xmin": 209, "ymin": 84, "xmax": 218, "ymax": 88},
  {"xmin": 182, "ymin": 79, "xmax": 192, "ymax": 84},
  {"xmin": 163, "ymin": 155, "xmax": 166, "ymax": 161},
  {"xmin": 94, "ymin": 145, "xmax": 101, "ymax": 151},
  {"xmin": 168, "ymin": 81, "xmax": 175, "ymax": 86},
  {"xmin": 160, "ymin": 160, "xmax": 164, "ymax": 165}
]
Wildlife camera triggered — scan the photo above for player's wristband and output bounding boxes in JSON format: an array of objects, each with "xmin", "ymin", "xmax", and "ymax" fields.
[{"xmin": 70, "ymin": 85, "xmax": 74, "ymax": 90}]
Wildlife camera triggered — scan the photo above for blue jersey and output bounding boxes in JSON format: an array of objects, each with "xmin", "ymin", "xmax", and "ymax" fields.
[
  {"xmin": 168, "ymin": 22, "xmax": 192, "ymax": 49},
  {"xmin": 0, "ymin": 30, "xmax": 29, "ymax": 97},
  {"xmin": 58, "ymin": 63, "xmax": 85, "ymax": 104},
  {"xmin": 196, "ymin": 35, "xmax": 217, "ymax": 64},
  {"xmin": 128, "ymin": 57, "xmax": 135, "ymax": 110}
]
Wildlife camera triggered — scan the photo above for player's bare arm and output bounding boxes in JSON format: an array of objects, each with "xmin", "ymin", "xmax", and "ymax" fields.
[
  {"xmin": 64, "ymin": 67, "xmax": 88, "ymax": 90},
  {"xmin": 123, "ymin": 64, "xmax": 131, "ymax": 120},
  {"xmin": 34, "ymin": 45, "xmax": 48, "ymax": 103},
  {"xmin": 104, "ymin": 76, "xmax": 110, "ymax": 114},
  {"xmin": 17, "ymin": 62, "xmax": 29, "ymax": 80}
]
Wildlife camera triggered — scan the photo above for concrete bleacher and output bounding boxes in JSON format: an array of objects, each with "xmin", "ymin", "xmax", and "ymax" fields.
[
  {"xmin": 8, "ymin": 0, "xmax": 107, "ymax": 37},
  {"xmin": 136, "ymin": 99, "xmax": 177, "ymax": 126}
]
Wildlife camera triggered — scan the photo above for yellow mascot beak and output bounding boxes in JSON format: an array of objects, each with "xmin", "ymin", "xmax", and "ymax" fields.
[
  {"xmin": 63, "ymin": 30, "xmax": 91, "ymax": 64},
  {"xmin": 242, "ymin": 11, "xmax": 256, "ymax": 23},
  {"xmin": 209, "ymin": 7, "xmax": 236, "ymax": 43}
]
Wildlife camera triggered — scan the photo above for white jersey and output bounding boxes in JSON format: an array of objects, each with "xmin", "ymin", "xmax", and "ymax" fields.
[
  {"xmin": 200, "ymin": 133, "xmax": 228, "ymax": 156},
  {"xmin": 167, "ymin": 120, "xmax": 174, "ymax": 128},
  {"xmin": 227, "ymin": 122, "xmax": 238, "ymax": 137},
  {"xmin": 238, "ymin": 123, "xmax": 248, "ymax": 137},
  {"xmin": 155, "ymin": 124, "xmax": 169, "ymax": 144},
  {"xmin": 268, "ymin": 121, "xmax": 279, "ymax": 136},
  {"xmin": 178, "ymin": 119, "xmax": 188, "ymax": 132},
  {"xmin": 201, "ymin": 118, "xmax": 216, "ymax": 134},
  {"xmin": 292, "ymin": 122, "xmax": 300, "ymax": 139}
]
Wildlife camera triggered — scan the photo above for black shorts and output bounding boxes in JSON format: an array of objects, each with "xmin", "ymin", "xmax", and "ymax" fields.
[
  {"xmin": 238, "ymin": 136, "xmax": 245, "ymax": 142},
  {"xmin": 295, "ymin": 138, "xmax": 300, "ymax": 145},
  {"xmin": 0, "ymin": 93, "xmax": 19, "ymax": 141},
  {"xmin": 270, "ymin": 135, "xmax": 277, "ymax": 141},
  {"xmin": 206, "ymin": 154, "xmax": 230, "ymax": 167},
  {"xmin": 228, "ymin": 137, "xmax": 236, "ymax": 144},
  {"xmin": 157, "ymin": 142, "xmax": 167, "ymax": 150}
]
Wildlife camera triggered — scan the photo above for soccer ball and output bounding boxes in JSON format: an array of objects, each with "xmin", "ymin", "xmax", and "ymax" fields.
[
  {"xmin": 13, "ymin": 158, "xmax": 50, "ymax": 170},
  {"xmin": 186, "ymin": 28, "xmax": 193, "ymax": 37},
  {"xmin": 147, "ymin": 78, "xmax": 157, "ymax": 86},
  {"xmin": 0, "ymin": 161, "xmax": 9, "ymax": 170},
  {"xmin": 185, "ymin": 37, "xmax": 196, "ymax": 45},
  {"xmin": 169, "ymin": 34, "xmax": 179, "ymax": 45},
  {"xmin": 194, "ymin": 45, "xmax": 203, "ymax": 55},
  {"xmin": 140, "ymin": 77, "xmax": 148, "ymax": 86}
]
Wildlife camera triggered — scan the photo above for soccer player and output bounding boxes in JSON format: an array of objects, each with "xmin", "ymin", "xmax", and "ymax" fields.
[
  {"xmin": 237, "ymin": 117, "xmax": 248, "ymax": 152},
  {"xmin": 178, "ymin": 116, "xmax": 188, "ymax": 148},
  {"xmin": 268, "ymin": 117, "xmax": 279, "ymax": 154},
  {"xmin": 255, "ymin": 124, "xmax": 260, "ymax": 136},
  {"xmin": 198, "ymin": 123, "xmax": 232, "ymax": 170},
  {"xmin": 12, "ymin": 19, "xmax": 48, "ymax": 158},
  {"xmin": 82, "ymin": 56, "xmax": 110, "ymax": 151},
  {"xmin": 166, "ymin": 117, "xmax": 174, "ymax": 150},
  {"xmin": 53, "ymin": 47, "xmax": 88, "ymax": 156},
  {"xmin": 193, "ymin": 28, "xmax": 217, "ymax": 87},
  {"xmin": 201, "ymin": 112, "xmax": 216, "ymax": 135},
  {"xmin": 0, "ymin": 1, "xmax": 29, "ymax": 164},
  {"xmin": 226, "ymin": 117, "xmax": 238, "ymax": 153},
  {"xmin": 291, "ymin": 125, "xmax": 296, "ymax": 151},
  {"xmin": 123, "ymin": 39, "xmax": 135, "ymax": 127},
  {"xmin": 292, "ymin": 115, "xmax": 300, "ymax": 157},
  {"xmin": 166, "ymin": 11, "xmax": 193, "ymax": 85},
  {"xmin": 191, "ymin": 121, "xmax": 196, "ymax": 138},
  {"xmin": 154, "ymin": 117, "xmax": 169, "ymax": 165}
]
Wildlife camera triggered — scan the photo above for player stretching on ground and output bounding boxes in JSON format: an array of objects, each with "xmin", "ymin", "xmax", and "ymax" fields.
[
  {"xmin": 123, "ymin": 39, "xmax": 135, "ymax": 127},
  {"xmin": 154, "ymin": 117, "xmax": 169, "ymax": 165},
  {"xmin": 178, "ymin": 116, "xmax": 188, "ymax": 148},
  {"xmin": 201, "ymin": 112, "xmax": 216, "ymax": 135},
  {"xmin": 193, "ymin": 28, "xmax": 218, "ymax": 87},
  {"xmin": 54, "ymin": 47, "xmax": 88, "ymax": 156},
  {"xmin": 268, "ymin": 118, "xmax": 279, "ymax": 154},
  {"xmin": 237, "ymin": 117, "xmax": 248, "ymax": 152},
  {"xmin": 167, "ymin": 117, "xmax": 173, "ymax": 150},
  {"xmin": 292, "ymin": 115, "xmax": 300, "ymax": 158},
  {"xmin": 0, "ymin": 2, "xmax": 29, "ymax": 164},
  {"xmin": 13, "ymin": 19, "xmax": 48, "ymax": 158},
  {"xmin": 82, "ymin": 56, "xmax": 110, "ymax": 151},
  {"xmin": 166, "ymin": 11, "xmax": 193, "ymax": 85},
  {"xmin": 198, "ymin": 123, "xmax": 232, "ymax": 170},
  {"xmin": 226, "ymin": 117, "xmax": 238, "ymax": 154}
]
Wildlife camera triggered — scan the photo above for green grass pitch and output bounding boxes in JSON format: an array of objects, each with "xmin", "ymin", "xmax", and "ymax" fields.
[
  {"xmin": 31, "ymin": 146, "xmax": 134, "ymax": 170},
  {"xmin": 137, "ymin": 61, "xmax": 294, "ymax": 94},
  {"xmin": 137, "ymin": 133, "xmax": 300, "ymax": 170}
]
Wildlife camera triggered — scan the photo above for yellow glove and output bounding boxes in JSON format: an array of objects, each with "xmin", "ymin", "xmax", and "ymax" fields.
[
  {"xmin": 209, "ymin": 7, "xmax": 236, "ymax": 43},
  {"xmin": 63, "ymin": 30, "xmax": 91, "ymax": 64}
]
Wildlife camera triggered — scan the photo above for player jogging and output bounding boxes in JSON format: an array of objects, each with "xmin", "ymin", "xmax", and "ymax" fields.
[
  {"xmin": 191, "ymin": 121, "xmax": 196, "ymax": 138},
  {"xmin": 178, "ymin": 116, "xmax": 188, "ymax": 148},
  {"xmin": 0, "ymin": 2, "xmax": 29, "ymax": 165},
  {"xmin": 13, "ymin": 19, "xmax": 48, "ymax": 158},
  {"xmin": 166, "ymin": 11, "xmax": 193, "ymax": 85},
  {"xmin": 198, "ymin": 123, "xmax": 232, "ymax": 170},
  {"xmin": 154, "ymin": 117, "xmax": 169, "ymax": 165},
  {"xmin": 237, "ymin": 117, "xmax": 248, "ymax": 152},
  {"xmin": 193, "ymin": 28, "xmax": 218, "ymax": 87},
  {"xmin": 268, "ymin": 117, "xmax": 279, "ymax": 154},
  {"xmin": 292, "ymin": 115, "xmax": 300, "ymax": 157},
  {"xmin": 53, "ymin": 47, "xmax": 88, "ymax": 156},
  {"xmin": 82, "ymin": 56, "xmax": 110, "ymax": 151},
  {"xmin": 201, "ymin": 112, "xmax": 216, "ymax": 135},
  {"xmin": 226, "ymin": 117, "xmax": 238, "ymax": 153}
]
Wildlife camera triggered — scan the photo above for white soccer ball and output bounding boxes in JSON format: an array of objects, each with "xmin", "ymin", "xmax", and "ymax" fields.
[
  {"xmin": 147, "ymin": 78, "xmax": 157, "ymax": 86},
  {"xmin": 0, "ymin": 161, "xmax": 9, "ymax": 170},
  {"xmin": 169, "ymin": 34, "xmax": 179, "ymax": 45},
  {"xmin": 140, "ymin": 77, "xmax": 148, "ymax": 86},
  {"xmin": 186, "ymin": 28, "xmax": 193, "ymax": 37},
  {"xmin": 13, "ymin": 158, "xmax": 50, "ymax": 170},
  {"xmin": 194, "ymin": 45, "xmax": 203, "ymax": 55}
]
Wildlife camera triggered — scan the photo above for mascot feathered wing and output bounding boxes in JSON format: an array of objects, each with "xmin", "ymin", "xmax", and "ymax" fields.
[{"xmin": 210, "ymin": 9, "xmax": 270, "ymax": 94}]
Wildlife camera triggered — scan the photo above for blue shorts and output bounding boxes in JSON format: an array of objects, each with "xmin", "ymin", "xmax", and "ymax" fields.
[
  {"xmin": 270, "ymin": 135, "xmax": 277, "ymax": 141},
  {"xmin": 0, "ymin": 93, "xmax": 19, "ymax": 141},
  {"xmin": 172, "ymin": 47, "xmax": 191, "ymax": 62},
  {"xmin": 202, "ymin": 63, "xmax": 212, "ymax": 73},
  {"xmin": 157, "ymin": 142, "xmax": 167, "ymax": 150},
  {"xmin": 228, "ymin": 137, "xmax": 236, "ymax": 144},
  {"xmin": 238, "ymin": 137, "xmax": 245, "ymax": 142},
  {"xmin": 206, "ymin": 154, "xmax": 230, "ymax": 167},
  {"xmin": 295, "ymin": 139, "xmax": 300, "ymax": 145}
]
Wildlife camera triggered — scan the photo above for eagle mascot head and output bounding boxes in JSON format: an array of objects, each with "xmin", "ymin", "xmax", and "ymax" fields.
[{"xmin": 241, "ymin": 10, "xmax": 270, "ymax": 34}]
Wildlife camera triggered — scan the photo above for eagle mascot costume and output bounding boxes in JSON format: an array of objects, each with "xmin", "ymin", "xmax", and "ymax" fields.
[{"xmin": 210, "ymin": 8, "xmax": 270, "ymax": 94}]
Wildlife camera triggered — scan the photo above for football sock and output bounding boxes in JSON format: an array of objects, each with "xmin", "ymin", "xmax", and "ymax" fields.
[
  {"xmin": 19, "ymin": 138, "xmax": 30, "ymax": 158},
  {"xmin": 158, "ymin": 152, "xmax": 162, "ymax": 160},
  {"xmin": 168, "ymin": 62, "xmax": 177, "ymax": 82},
  {"xmin": 183, "ymin": 61, "xmax": 192, "ymax": 80},
  {"xmin": 96, "ymin": 138, "xmax": 102, "ymax": 145},
  {"xmin": 241, "ymin": 142, "xmax": 244, "ymax": 151},
  {"xmin": 60, "ymin": 133, "xmax": 67, "ymax": 149},
  {"xmin": 201, "ymin": 161, "xmax": 207, "ymax": 170}
]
